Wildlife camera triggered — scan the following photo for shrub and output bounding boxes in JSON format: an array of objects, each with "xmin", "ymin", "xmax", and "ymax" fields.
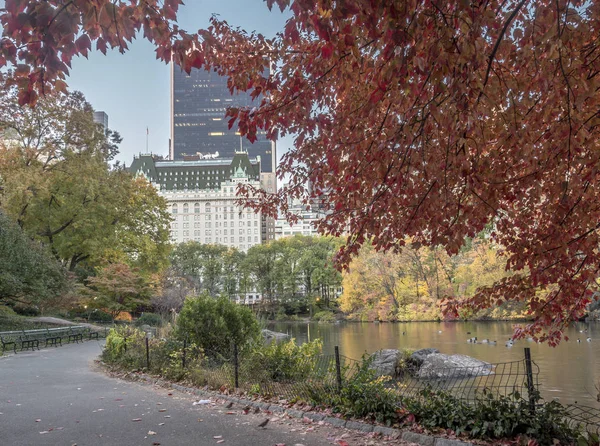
[
  {"xmin": 308, "ymin": 354, "xmax": 399, "ymax": 425},
  {"xmin": 313, "ymin": 310, "xmax": 335, "ymax": 322},
  {"xmin": 89, "ymin": 309, "xmax": 113, "ymax": 323},
  {"xmin": 0, "ymin": 305, "xmax": 17, "ymax": 316},
  {"xmin": 102, "ymin": 325, "xmax": 146, "ymax": 367},
  {"xmin": 245, "ymin": 338, "xmax": 323, "ymax": 382},
  {"xmin": 402, "ymin": 389, "xmax": 579, "ymax": 445},
  {"xmin": 174, "ymin": 293, "xmax": 260, "ymax": 358},
  {"xmin": 135, "ymin": 313, "xmax": 163, "ymax": 327}
]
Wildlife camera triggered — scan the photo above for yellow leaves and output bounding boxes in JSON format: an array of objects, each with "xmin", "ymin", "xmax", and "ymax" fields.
[{"xmin": 317, "ymin": 7, "xmax": 332, "ymax": 19}]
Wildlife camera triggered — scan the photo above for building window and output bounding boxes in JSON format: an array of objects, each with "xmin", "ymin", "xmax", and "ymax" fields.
[
  {"xmin": 247, "ymin": 229, "xmax": 251, "ymax": 235},
  {"xmin": 172, "ymin": 204, "xmax": 178, "ymax": 214},
  {"xmin": 254, "ymin": 220, "xmax": 258, "ymax": 227},
  {"xmin": 205, "ymin": 203, "xmax": 211, "ymax": 213},
  {"xmin": 254, "ymin": 236, "xmax": 258, "ymax": 242},
  {"xmin": 239, "ymin": 229, "xmax": 243, "ymax": 235},
  {"xmin": 183, "ymin": 203, "xmax": 189, "ymax": 213},
  {"xmin": 194, "ymin": 202, "xmax": 200, "ymax": 213}
]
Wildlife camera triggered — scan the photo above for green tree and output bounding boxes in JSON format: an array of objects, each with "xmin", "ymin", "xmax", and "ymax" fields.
[
  {"xmin": 0, "ymin": 211, "xmax": 68, "ymax": 307},
  {"xmin": 0, "ymin": 86, "xmax": 171, "ymax": 275},
  {"xmin": 170, "ymin": 243, "xmax": 230, "ymax": 296}
]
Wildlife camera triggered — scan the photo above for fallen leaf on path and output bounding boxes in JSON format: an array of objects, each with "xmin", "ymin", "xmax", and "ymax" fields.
[
  {"xmin": 131, "ymin": 418, "xmax": 142, "ymax": 422},
  {"xmin": 217, "ymin": 441, "xmax": 224, "ymax": 444},
  {"xmin": 164, "ymin": 415, "xmax": 171, "ymax": 418},
  {"xmin": 226, "ymin": 411, "xmax": 236, "ymax": 415},
  {"xmin": 337, "ymin": 441, "xmax": 349, "ymax": 446},
  {"xmin": 148, "ymin": 431, "xmax": 157, "ymax": 435},
  {"xmin": 213, "ymin": 436, "xmax": 222, "ymax": 439},
  {"xmin": 35, "ymin": 419, "xmax": 41, "ymax": 422},
  {"xmin": 39, "ymin": 431, "xmax": 50, "ymax": 434},
  {"xmin": 115, "ymin": 398, "xmax": 122, "ymax": 401},
  {"xmin": 152, "ymin": 443, "xmax": 161, "ymax": 446},
  {"xmin": 159, "ymin": 409, "xmax": 167, "ymax": 412},
  {"xmin": 158, "ymin": 423, "xmax": 165, "ymax": 426}
]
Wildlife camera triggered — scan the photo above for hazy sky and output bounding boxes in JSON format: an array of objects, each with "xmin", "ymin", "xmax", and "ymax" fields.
[{"xmin": 66, "ymin": 0, "xmax": 292, "ymax": 166}]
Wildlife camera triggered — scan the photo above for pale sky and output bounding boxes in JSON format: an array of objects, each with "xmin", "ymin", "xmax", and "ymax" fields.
[{"xmin": 66, "ymin": 0, "xmax": 292, "ymax": 167}]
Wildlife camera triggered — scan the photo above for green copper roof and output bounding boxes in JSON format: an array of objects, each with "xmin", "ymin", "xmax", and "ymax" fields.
[{"xmin": 129, "ymin": 152, "xmax": 260, "ymax": 191}]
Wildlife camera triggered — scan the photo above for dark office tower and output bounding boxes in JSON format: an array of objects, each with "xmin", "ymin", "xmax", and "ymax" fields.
[{"xmin": 170, "ymin": 65, "xmax": 276, "ymax": 173}]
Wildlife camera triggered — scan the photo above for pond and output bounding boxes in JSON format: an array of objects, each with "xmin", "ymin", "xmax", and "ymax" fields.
[{"xmin": 269, "ymin": 320, "xmax": 600, "ymax": 408}]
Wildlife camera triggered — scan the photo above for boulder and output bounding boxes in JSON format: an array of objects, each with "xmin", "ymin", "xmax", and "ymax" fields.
[
  {"xmin": 416, "ymin": 353, "xmax": 493, "ymax": 379},
  {"xmin": 369, "ymin": 349, "xmax": 402, "ymax": 378},
  {"xmin": 261, "ymin": 329, "xmax": 290, "ymax": 344},
  {"xmin": 409, "ymin": 348, "xmax": 439, "ymax": 367}
]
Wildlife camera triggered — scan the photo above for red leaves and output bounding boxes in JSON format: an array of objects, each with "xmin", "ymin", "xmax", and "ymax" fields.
[
  {"xmin": 75, "ymin": 35, "xmax": 91, "ymax": 58},
  {"xmin": 321, "ymin": 42, "xmax": 334, "ymax": 59},
  {"xmin": 2, "ymin": 0, "xmax": 600, "ymax": 342}
]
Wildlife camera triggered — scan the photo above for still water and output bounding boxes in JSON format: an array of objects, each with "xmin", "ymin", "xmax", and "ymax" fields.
[{"xmin": 269, "ymin": 321, "xmax": 600, "ymax": 408}]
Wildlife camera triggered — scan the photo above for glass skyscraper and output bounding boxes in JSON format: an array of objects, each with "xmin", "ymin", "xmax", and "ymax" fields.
[{"xmin": 170, "ymin": 65, "xmax": 275, "ymax": 173}]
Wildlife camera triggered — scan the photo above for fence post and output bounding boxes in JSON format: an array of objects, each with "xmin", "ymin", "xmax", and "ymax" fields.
[
  {"xmin": 524, "ymin": 347, "xmax": 536, "ymax": 414},
  {"xmin": 145, "ymin": 336, "xmax": 150, "ymax": 370},
  {"xmin": 123, "ymin": 336, "xmax": 127, "ymax": 353},
  {"xmin": 182, "ymin": 338, "xmax": 187, "ymax": 369},
  {"xmin": 233, "ymin": 343, "xmax": 239, "ymax": 390},
  {"xmin": 334, "ymin": 346, "xmax": 342, "ymax": 392}
]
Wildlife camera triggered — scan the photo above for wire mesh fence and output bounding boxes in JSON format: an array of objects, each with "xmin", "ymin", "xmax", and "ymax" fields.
[
  {"xmin": 393, "ymin": 359, "xmax": 540, "ymax": 404},
  {"xmin": 113, "ymin": 335, "xmax": 600, "ymax": 436}
]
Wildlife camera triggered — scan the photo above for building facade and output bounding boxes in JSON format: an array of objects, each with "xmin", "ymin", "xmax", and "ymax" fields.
[
  {"xmin": 170, "ymin": 66, "xmax": 276, "ymax": 173},
  {"xmin": 129, "ymin": 151, "xmax": 263, "ymax": 251},
  {"xmin": 93, "ymin": 111, "xmax": 109, "ymax": 135}
]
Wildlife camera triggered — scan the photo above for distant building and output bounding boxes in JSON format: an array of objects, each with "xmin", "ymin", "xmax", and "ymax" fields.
[
  {"xmin": 274, "ymin": 185, "xmax": 329, "ymax": 240},
  {"xmin": 93, "ymin": 111, "xmax": 109, "ymax": 135},
  {"xmin": 129, "ymin": 151, "xmax": 263, "ymax": 251},
  {"xmin": 170, "ymin": 65, "xmax": 276, "ymax": 172}
]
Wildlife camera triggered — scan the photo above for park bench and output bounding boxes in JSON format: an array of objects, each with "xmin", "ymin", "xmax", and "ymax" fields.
[{"xmin": 1, "ymin": 331, "xmax": 22, "ymax": 354}]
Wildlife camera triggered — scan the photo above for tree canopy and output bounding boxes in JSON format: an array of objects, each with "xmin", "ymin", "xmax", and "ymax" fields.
[
  {"xmin": 0, "ymin": 82, "xmax": 171, "ymax": 274},
  {"xmin": 2, "ymin": 1, "xmax": 600, "ymax": 341},
  {"xmin": 0, "ymin": 210, "xmax": 67, "ymax": 306}
]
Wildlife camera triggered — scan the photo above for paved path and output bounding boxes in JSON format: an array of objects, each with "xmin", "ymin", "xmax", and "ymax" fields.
[{"xmin": 0, "ymin": 342, "xmax": 396, "ymax": 446}]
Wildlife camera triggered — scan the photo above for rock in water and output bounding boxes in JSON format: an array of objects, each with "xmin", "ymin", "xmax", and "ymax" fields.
[
  {"xmin": 261, "ymin": 329, "xmax": 290, "ymax": 344},
  {"xmin": 369, "ymin": 349, "xmax": 402, "ymax": 378},
  {"xmin": 416, "ymin": 353, "xmax": 493, "ymax": 379},
  {"xmin": 409, "ymin": 348, "xmax": 440, "ymax": 367}
]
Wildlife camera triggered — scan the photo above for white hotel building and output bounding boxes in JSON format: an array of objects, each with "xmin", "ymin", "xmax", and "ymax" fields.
[{"xmin": 130, "ymin": 151, "xmax": 264, "ymax": 251}]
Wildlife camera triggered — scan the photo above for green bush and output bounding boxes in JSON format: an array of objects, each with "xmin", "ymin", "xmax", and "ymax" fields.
[
  {"xmin": 89, "ymin": 309, "xmax": 113, "ymax": 323},
  {"xmin": 102, "ymin": 326, "xmax": 146, "ymax": 367},
  {"xmin": 0, "ymin": 305, "xmax": 17, "ymax": 316},
  {"xmin": 174, "ymin": 293, "xmax": 260, "ymax": 358},
  {"xmin": 313, "ymin": 310, "xmax": 335, "ymax": 322},
  {"xmin": 135, "ymin": 313, "xmax": 163, "ymax": 327},
  {"xmin": 245, "ymin": 338, "xmax": 323, "ymax": 382},
  {"xmin": 402, "ymin": 389, "xmax": 579, "ymax": 445},
  {"xmin": 309, "ymin": 355, "xmax": 399, "ymax": 425}
]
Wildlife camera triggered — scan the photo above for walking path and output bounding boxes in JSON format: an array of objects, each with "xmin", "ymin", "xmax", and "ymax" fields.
[{"xmin": 0, "ymin": 341, "xmax": 399, "ymax": 445}]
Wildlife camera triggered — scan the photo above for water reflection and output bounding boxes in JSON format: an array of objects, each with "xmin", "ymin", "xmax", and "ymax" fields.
[{"xmin": 270, "ymin": 321, "xmax": 600, "ymax": 408}]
